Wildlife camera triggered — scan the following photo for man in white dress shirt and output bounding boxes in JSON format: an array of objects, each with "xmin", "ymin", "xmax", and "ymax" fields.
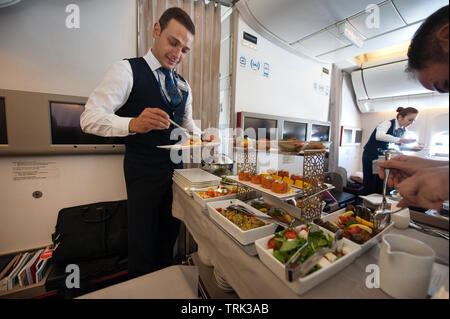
[{"xmin": 81, "ymin": 8, "xmax": 200, "ymax": 278}]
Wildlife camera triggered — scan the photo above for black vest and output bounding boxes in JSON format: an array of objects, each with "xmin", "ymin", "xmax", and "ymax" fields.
[
  {"xmin": 364, "ymin": 119, "xmax": 396, "ymax": 155},
  {"xmin": 116, "ymin": 58, "xmax": 188, "ymax": 162}
]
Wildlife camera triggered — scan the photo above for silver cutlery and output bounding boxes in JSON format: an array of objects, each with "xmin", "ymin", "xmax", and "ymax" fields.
[
  {"xmin": 409, "ymin": 220, "xmax": 449, "ymax": 240},
  {"xmin": 285, "ymin": 224, "xmax": 318, "ymax": 282},
  {"xmin": 228, "ymin": 204, "xmax": 293, "ymax": 228},
  {"xmin": 167, "ymin": 118, "xmax": 191, "ymax": 139}
]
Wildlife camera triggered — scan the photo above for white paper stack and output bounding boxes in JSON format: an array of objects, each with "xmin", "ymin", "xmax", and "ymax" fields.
[{"xmin": 173, "ymin": 168, "xmax": 221, "ymax": 196}]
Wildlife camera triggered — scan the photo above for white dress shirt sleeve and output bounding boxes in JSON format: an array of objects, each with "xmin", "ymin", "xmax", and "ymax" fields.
[
  {"xmin": 375, "ymin": 120, "xmax": 401, "ymax": 143},
  {"xmin": 80, "ymin": 60, "xmax": 134, "ymax": 137}
]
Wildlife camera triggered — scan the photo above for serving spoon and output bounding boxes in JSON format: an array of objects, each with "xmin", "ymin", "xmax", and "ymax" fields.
[
  {"xmin": 372, "ymin": 150, "xmax": 403, "ymax": 230},
  {"xmin": 228, "ymin": 204, "xmax": 293, "ymax": 228}
]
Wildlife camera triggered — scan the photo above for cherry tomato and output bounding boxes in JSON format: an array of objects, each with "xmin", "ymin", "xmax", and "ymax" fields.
[
  {"xmin": 216, "ymin": 208, "xmax": 222, "ymax": 212},
  {"xmin": 284, "ymin": 229, "xmax": 297, "ymax": 239},
  {"xmin": 348, "ymin": 226, "xmax": 360, "ymax": 234},
  {"xmin": 207, "ymin": 190, "xmax": 216, "ymax": 197},
  {"xmin": 267, "ymin": 237, "xmax": 280, "ymax": 249},
  {"xmin": 339, "ymin": 216, "xmax": 349, "ymax": 224}
]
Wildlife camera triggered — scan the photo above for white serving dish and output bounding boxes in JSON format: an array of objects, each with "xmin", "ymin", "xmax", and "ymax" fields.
[
  {"xmin": 174, "ymin": 168, "xmax": 221, "ymax": 184},
  {"xmin": 321, "ymin": 208, "xmax": 394, "ymax": 257},
  {"xmin": 206, "ymin": 199, "xmax": 278, "ymax": 245},
  {"xmin": 193, "ymin": 190, "xmax": 237, "ymax": 209},
  {"xmin": 254, "ymin": 225, "xmax": 361, "ymax": 295}
]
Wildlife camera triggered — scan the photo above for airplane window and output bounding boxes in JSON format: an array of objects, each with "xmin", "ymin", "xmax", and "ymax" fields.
[{"xmin": 430, "ymin": 131, "xmax": 449, "ymax": 158}]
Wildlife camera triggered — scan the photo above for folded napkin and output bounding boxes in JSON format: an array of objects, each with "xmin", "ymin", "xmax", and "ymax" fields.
[{"xmin": 360, "ymin": 194, "xmax": 397, "ymax": 206}]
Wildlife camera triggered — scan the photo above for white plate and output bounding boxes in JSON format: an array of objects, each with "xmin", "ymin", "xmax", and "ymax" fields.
[
  {"xmin": 206, "ymin": 199, "xmax": 278, "ymax": 245},
  {"xmin": 157, "ymin": 142, "xmax": 220, "ymax": 150},
  {"xmin": 320, "ymin": 208, "xmax": 394, "ymax": 257},
  {"xmin": 174, "ymin": 168, "xmax": 222, "ymax": 184},
  {"xmin": 227, "ymin": 175, "xmax": 299, "ymax": 199},
  {"xmin": 254, "ymin": 225, "xmax": 361, "ymax": 295},
  {"xmin": 193, "ymin": 190, "xmax": 237, "ymax": 209},
  {"xmin": 173, "ymin": 175, "xmax": 219, "ymax": 188}
]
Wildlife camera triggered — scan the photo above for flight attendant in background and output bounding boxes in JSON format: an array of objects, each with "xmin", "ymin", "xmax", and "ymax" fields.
[{"xmin": 362, "ymin": 107, "xmax": 418, "ymax": 195}]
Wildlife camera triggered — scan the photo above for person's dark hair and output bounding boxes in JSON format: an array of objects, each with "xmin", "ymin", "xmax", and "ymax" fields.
[
  {"xmin": 396, "ymin": 107, "xmax": 419, "ymax": 118},
  {"xmin": 159, "ymin": 7, "xmax": 195, "ymax": 35},
  {"xmin": 407, "ymin": 5, "xmax": 449, "ymax": 72}
]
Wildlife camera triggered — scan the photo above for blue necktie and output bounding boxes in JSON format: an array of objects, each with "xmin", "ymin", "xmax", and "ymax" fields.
[
  {"xmin": 394, "ymin": 127, "xmax": 405, "ymax": 137},
  {"xmin": 159, "ymin": 67, "xmax": 182, "ymax": 107}
]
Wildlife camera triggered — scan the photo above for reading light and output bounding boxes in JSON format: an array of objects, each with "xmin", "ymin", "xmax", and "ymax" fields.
[{"xmin": 339, "ymin": 21, "xmax": 365, "ymax": 48}]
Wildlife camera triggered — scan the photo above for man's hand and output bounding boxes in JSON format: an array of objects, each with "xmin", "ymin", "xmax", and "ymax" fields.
[
  {"xmin": 378, "ymin": 155, "xmax": 446, "ymax": 188},
  {"xmin": 129, "ymin": 108, "xmax": 170, "ymax": 133},
  {"xmin": 396, "ymin": 166, "xmax": 449, "ymax": 210}
]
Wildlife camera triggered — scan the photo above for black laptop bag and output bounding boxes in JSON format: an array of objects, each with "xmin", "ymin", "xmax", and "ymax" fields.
[{"xmin": 51, "ymin": 200, "xmax": 128, "ymax": 264}]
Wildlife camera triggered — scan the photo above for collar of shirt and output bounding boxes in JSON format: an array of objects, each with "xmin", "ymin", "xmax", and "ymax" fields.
[
  {"xmin": 144, "ymin": 49, "xmax": 178, "ymax": 85},
  {"xmin": 143, "ymin": 49, "xmax": 163, "ymax": 72},
  {"xmin": 144, "ymin": 49, "xmax": 162, "ymax": 72},
  {"xmin": 394, "ymin": 119, "xmax": 407, "ymax": 132}
]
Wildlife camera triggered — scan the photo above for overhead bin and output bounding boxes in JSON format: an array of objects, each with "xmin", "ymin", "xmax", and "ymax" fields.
[
  {"xmin": 351, "ymin": 59, "xmax": 449, "ymax": 113},
  {"xmin": 352, "ymin": 60, "xmax": 429, "ymax": 101}
]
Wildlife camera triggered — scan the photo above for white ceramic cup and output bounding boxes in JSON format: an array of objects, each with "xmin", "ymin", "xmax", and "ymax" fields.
[
  {"xmin": 391, "ymin": 207, "xmax": 410, "ymax": 229},
  {"xmin": 378, "ymin": 234, "xmax": 435, "ymax": 299}
]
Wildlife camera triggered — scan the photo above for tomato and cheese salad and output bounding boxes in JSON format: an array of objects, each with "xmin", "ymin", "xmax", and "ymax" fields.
[{"xmin": 266, "ymin": 225, "xmax": 350, "ymax": 276}]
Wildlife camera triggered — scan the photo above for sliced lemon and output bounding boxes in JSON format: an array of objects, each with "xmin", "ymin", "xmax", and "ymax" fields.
[
  {"xmin": 342, "ymin": 211, "xmax": 354, "ymax": 217},
  {"xmin": 349, "ymin": 223, "xmax": 372, "ymax": 233},
  {"xmin": 355, "ymin": 216, "xmax": 374, "ymax": 228}
]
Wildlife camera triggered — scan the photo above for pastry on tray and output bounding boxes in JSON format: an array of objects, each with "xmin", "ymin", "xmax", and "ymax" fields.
[
  {"xmin": 238, "ymin": 170, "xmax": 252, "ymax": 181},
  {"xmin": 261, "ymin": 176, "xmax": 274, "ymax": 189},
  {"xmin": 251, "ymin": 174, "xmax": 262, "ymax": 185},
  {"xmin": 277, "ymin": 170, "xmax": 289, "ymax": 178},
  {"xmin": 272, "ymin": 180, "xmax": 288, "ymax": 194}
]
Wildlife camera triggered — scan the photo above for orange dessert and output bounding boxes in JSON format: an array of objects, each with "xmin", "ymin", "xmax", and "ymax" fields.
[
  {"xmin": 238, "ymin": 171, "xmax": 252, "ymax": 181},
  {"xmin": 272, "ymin": 180, "xmax": 288, "ymax": 194},
  {"xmin": 291, "ymin": 174, "xmax": 303, "ymax": 182},
  {"xmin": 251, "ymin": 174, "xmax": 262, "ymax": 184},
  {"xmin": 261, "ymin": 176, "xmax": 274, "ymax": 189},
  {"xmin": 277, "ymin": 170, "xmax": 289, "ymax": 178}
]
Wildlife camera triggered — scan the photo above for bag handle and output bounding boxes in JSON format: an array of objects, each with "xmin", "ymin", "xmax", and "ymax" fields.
[{"xmin": 81, "ymin": 206, "xmax": 114, "ymax": 223}]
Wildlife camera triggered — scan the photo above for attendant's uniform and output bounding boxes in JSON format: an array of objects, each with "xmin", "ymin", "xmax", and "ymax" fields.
[
  {"xmin": 81, "ymin": 50, "xmax": 200, "ymax": 278},
  {"xmin": 362, "ymin": 119, "xmax": 405, "ymax": 195}
]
